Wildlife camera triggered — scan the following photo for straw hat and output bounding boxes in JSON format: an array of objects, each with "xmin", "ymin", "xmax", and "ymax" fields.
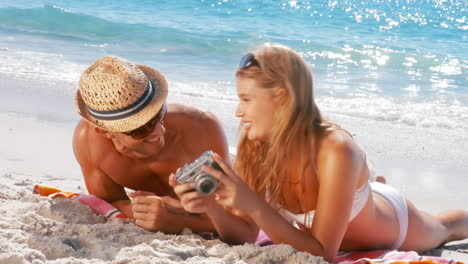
[{"xmin": 75, "ymin": 56, "xmax": 168, "ymax": 132}]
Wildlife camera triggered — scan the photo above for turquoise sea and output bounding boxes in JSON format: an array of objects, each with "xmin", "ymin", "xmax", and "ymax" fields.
[{"xmin": 0, "ymin": 0, "xmax": 467, "ymax": 130}]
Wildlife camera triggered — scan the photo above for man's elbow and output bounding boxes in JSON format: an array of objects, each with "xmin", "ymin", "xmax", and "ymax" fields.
[{"xmin": 110, "ymin": 200, "xmax": 133, "ymax": 218}]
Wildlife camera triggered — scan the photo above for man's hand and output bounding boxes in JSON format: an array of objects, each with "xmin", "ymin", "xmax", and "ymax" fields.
[
  {"xmin": 129, "ymin": 191, "xmax": 186, "ymax": 232},
  {"xmin": 160, "ymin": 196, "xmax": 186, "ymax": 215}
]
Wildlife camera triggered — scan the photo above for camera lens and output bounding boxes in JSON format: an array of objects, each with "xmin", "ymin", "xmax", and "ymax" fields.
[
  {"xmin": 198, "ymin": 181, "xmax": 215, "ymax": 195},
  {"xmin": 196, "ymin": 176, "xmax": 217, "ymax": 195}
]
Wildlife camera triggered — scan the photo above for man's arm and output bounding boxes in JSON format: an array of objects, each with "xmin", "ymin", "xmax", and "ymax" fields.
[
  {"xmin": 131, "ymin": 194, "xmax": 216, "ymax": 233},
  {"xmin": 77, "ymin": 157, "xmax": 134, "ymax": 217},
  {"xmin": 83, "ymin": 167, "xmax": 133, "ymax": 218},
  {"xmin": 73, "ymin": 121, "xmax": 133, "ymax": 217}
]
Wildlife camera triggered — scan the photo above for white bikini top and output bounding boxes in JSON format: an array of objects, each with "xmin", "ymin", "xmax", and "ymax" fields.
[{"xmin": 278, "ymin": 159, "xmax": 376, "ymax": 229}]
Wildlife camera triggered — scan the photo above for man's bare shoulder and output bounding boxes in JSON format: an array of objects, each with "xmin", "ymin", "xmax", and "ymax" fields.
[
  {"xmin": 168, "ymin": 103, "xmax": 213, "ymax": 118},
  {"xmin": 73, "ymin": 119, "xmax": 111, "ymax": 165},
  {"xmin": 167, "ymin": 103, "xmax": 219, "ymax": 126},
  {"xmin": 166, "ymin": 103, "xmax": 228, "ymax": 158},
  {"xmin": 73, "ymin": 120, "xmax": 91, "ymax": 142}
]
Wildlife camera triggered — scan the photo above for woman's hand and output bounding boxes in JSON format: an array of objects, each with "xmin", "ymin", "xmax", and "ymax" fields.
[
  {"xmin": 171, "ymin": 153, "xmax": 259, "ymax": 216},
  {"xmin": 201, "ymin": 153, "xmax": 260, "ymax": 215},
  {"xmin": 171, "ymin": 154, "xmax": 261, "ymax": 244},
  {"xmin": 170, "ymin": 173, "xmax": 219, "ymax": 214}
]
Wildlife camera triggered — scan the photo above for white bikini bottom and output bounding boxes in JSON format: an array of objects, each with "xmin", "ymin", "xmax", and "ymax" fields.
[{"xmin": 371, "ymin": 182, "xmax": 409, "ymax": 250}]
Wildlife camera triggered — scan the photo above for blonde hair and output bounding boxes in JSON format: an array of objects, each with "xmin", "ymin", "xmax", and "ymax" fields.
[{"xmin": 235, "ymin": 43, "xmax": 332, "ymax": 209}]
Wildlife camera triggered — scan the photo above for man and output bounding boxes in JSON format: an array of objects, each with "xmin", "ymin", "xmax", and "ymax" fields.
[{"xmin": 73, "ymin": 56, "xmax": 230, "ymax": 234}]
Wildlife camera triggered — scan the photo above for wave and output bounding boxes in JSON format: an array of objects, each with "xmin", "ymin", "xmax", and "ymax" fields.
[
  {"xmin": 0, "ymin": 5, "xmax": 243, "ymax": 55},
  {"xmin": 167, "ymin": 80, "xmax": 468, "ymax": 131}
]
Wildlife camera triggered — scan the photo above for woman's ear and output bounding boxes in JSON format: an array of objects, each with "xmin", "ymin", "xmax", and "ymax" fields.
[
  {"xmin": 273, "ymin": 87, "xmax": 289, "ymax": 104},
  {"xmin": 274, "ymin": 87, "xmax": 288, "ymax": 97}
]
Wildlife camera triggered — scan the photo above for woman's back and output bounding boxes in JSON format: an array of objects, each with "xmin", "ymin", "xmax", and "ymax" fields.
[{"xmin": 279, "ymin": 129, "xmax": 402, "ymax": 250}]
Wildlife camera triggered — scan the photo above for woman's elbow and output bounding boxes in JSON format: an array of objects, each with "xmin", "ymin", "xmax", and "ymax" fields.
[
  {"xmin": 316, "ymin": 247, "xmax": 339, "ymax": 263},
  {"xmin": 220, "ymin": 229, "xmax": 258, "ymax": 245},
  {"xmin": 322, "ymin": 253, "xmax": 336, "ymax": 263},
  {"xmin": 220, "ymin": 236, "xmax": 253, "ymax": 245},
  {"xmin": 302, "ymin": 241, "xmax": 338, "ymax": 263}
]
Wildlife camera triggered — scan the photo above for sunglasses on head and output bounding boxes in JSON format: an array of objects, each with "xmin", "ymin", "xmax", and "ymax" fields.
[
  {"xmin": 122, "ymin": 103, "xmax": 167, "ymax": 140},
  {"xmin": 239, "ymin": 53, "xmax": 260, "ymax": 69}
]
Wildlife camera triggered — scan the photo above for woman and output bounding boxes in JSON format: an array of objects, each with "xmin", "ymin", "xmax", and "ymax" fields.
[{"xmin": 171, "ymin": 43, "xmax": 468, "ymax": 262}]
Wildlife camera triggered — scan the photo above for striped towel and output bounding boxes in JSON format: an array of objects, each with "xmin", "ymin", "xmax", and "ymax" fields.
[
  {"xmin": 256, "ymin": 230, "xmax": 464, "ymax": 264},
  {"xmin": 335, "ymin": 250, "xmax": 464, "ymax": 264},
  {"xmin": 33, "ymin": 184, "xmax": 126, "ymax": 219}
]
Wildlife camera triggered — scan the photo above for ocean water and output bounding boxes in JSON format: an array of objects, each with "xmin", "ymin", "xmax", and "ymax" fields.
[{"xmin": 0, "ymin": 0, "xmax": 467, "ymax": 130}]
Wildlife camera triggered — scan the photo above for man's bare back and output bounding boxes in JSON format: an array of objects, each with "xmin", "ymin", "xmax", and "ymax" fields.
[{"xmin": 72, "ymin": 56, "xmax": 230, "ymax": 233}]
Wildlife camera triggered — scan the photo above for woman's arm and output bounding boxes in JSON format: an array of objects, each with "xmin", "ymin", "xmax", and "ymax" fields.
[
  {"xmin": 202, "ymin": 154, "xmax": 332, "ymax": 254},
  {"xmin": 206, "ymin": 202, "xmax": 259, "ymax": 244},
  {"xmin": 171, "ymin": 173, "xmax": 259, "ymax": 244},
  {"xmin": 309, "ymin": 133, "xmax": 364, "ymax": 260}
]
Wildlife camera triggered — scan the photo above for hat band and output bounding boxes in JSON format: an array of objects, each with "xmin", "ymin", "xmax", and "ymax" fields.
[{"xmin": 86, "ymin": 80, "xmax": 155, "ymax": 121}]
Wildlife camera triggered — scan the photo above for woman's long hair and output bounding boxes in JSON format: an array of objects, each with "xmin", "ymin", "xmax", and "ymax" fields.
[{"xmin": 235, "ymin": 44, "xmax": 332, "ymax": 209}]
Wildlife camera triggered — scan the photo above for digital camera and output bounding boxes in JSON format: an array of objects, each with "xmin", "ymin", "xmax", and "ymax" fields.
[{"xmin": 175, "ymin": 150, "xmax": 221, "ymax": 195}]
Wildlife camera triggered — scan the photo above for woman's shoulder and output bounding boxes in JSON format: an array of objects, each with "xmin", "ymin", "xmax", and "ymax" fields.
[
  {"xmin": 316, "ymin": 128, "xmax": 362, "ymax": 161},
  {"xmin": 314, "ymin": 128, "xmax": 366, "ymax": 185}
]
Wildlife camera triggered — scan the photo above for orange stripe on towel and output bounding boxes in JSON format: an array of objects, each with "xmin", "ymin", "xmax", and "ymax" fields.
[{"xmin": 33, "ymin": 184, "xmax": 79, "ymax": 199}]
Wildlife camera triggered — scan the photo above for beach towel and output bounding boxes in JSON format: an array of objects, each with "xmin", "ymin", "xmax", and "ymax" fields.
[
  {"xmin": 256, "ymin": 230, "xmax": 464, "ymax": 264},
  {"xmin": 335, "ymin": 250, "xmax": 464, "ymax": 264},
  {"xmin": 33, "ymin": 184, "xmax": 126, "ymax": 219}
]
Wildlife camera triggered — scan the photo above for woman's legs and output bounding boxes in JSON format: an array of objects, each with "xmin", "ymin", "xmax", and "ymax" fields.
[
  {"xmin": 437, "ymin": 209, "xmax": 468, "ymax": 242},
  {"xmin": 402, "ymin": 200, "xmax": 468, "ymax": 252}
]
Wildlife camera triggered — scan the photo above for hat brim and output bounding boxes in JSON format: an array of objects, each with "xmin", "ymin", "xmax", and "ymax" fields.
[{"xmin": 74, "ymin": 65, "xmax": 168, "ymax": 133}]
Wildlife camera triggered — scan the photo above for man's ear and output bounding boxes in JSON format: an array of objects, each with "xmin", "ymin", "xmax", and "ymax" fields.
[{"xmin": 94, "ymin": 127, "xmax": 114, "ymax": 139}]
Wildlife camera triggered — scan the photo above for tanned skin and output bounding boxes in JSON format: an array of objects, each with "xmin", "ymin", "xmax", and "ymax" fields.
[{"xmin": 73, "ymin": 103, "xmax": 230, "ymax": 234}]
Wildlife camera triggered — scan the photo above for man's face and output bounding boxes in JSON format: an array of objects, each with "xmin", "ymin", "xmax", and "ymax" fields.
[
  {"xmin": 110, "ymin": 104, "xmax": 167, "ymax": 158},
  {"xmin": 121, "ymin": 103, "xmax": 167, "ymax": 140}
]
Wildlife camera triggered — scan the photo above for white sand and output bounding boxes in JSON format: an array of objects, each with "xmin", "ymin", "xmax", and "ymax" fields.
[
  {"xmin": 0, "ymin": 173, "xmax": 327, "ymax": 264},
  {"xmin": 0, "ymin": 76, "xmax": 467, "ymax": 263}
]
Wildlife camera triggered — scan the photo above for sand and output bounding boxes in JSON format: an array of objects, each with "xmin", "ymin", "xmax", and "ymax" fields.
[{"xmin": 0, "ymin": 172, "xmax": 328, "ymax": 264}]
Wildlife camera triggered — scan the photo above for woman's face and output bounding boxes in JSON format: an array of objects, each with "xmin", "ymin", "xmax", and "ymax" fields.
[{"xmin": 236, "ymin": 76, "xmax": 280, "ymax": 142}]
